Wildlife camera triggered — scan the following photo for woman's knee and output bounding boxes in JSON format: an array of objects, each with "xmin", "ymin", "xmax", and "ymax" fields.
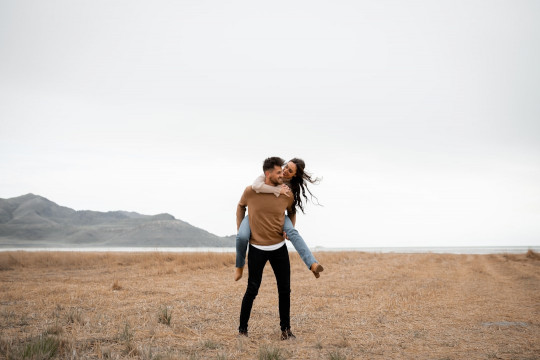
[
  {"xmin": 236, "ymin": 232, "xmax": 249, "ymax": 243},
  {"xmin": 237, "ymin": 216, "xmax": 251, "ymax": 241}
]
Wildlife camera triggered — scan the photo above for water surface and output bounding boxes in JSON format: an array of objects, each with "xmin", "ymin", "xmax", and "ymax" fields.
[{"xmin": 0, "ymin": 245, "xmax": 537, "ymax": 254}]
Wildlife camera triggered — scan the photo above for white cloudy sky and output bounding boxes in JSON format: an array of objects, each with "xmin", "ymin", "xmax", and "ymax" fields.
[{"xmin": 1, "ymin": 0, "xmax": 539, "ymax": 248}]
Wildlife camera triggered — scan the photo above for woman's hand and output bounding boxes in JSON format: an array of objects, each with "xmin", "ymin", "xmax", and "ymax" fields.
[{"xmin": 280, "ymin": 185, "xmax": 291, "ymax": 197}]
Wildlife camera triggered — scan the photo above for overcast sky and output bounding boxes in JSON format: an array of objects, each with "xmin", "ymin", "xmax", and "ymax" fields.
[{"xmin": 1, "ymin": 0, "xmax": 539, "ymax": 248}]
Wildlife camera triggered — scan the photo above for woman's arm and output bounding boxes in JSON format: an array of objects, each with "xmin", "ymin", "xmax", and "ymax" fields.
[
  {"xmin": 252, "ymin": 174, "xmax": 283, "ymax": 197},
  {"xmin": 287, "ymin": 212, "xmax": 296, "ymax": 227}
]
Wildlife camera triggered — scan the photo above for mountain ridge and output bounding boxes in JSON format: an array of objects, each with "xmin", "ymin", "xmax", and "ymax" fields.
[{"xmin": 0, "ymin": 194, "xmax": 234, "ymax": 248}]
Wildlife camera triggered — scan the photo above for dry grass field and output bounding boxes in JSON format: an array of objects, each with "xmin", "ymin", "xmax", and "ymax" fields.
[{"xmin": 0, "ymin": 250, "xmax": 538, "ymax": 360}]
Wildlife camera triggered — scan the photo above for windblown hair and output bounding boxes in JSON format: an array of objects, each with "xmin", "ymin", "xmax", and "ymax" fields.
[
  {"xmin": 288, "ymin": 158, "xmax": 321, "ymax": 214},
  {"xmin": 262, "ymin": 157, "xmax": 285, "ymax": 173}
]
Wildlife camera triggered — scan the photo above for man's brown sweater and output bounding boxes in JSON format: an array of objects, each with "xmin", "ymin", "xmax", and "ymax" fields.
[{"xmin": 236, "ymin": 186, "xmax": 295, "ymax": 246}]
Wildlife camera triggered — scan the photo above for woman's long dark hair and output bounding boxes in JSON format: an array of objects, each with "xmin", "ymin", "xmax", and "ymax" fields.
[{"xmin": 288, "ymin": 158, "xmax": 321, "ymax": 214}]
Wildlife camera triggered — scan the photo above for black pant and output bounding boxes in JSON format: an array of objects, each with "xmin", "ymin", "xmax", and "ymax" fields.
[{"xmin": 239, "ymin": 244, "xmax": 291, "ymax": 331}]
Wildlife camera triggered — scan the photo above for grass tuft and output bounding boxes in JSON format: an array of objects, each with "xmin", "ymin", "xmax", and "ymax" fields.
[
  {"xmin": 118, "ymin": 322, "xmax": 137, "ymax": 356},
  {"xmin": 0, "ymin": 253, "xmax": 20, "ymax": 271},
  {"xmin": 258, "ymin": 345, "xmax": 287, "ymax": 360},
  {"xmin": 66, "ymin": 308, "xmax": 82, "ymax": 324},
  {"xmin": 201, "ymin": 339, "xmax": 220, "ymax": 350},
  {"xmin": 526, "ymin": 249, "xmax": 540, "ymax": 260},
  {"xmin": 96, "ymin": 343, "xmax": 112, "ymax": 359},
  {"xmin": 112, "ymin": 279, "xmax": 122, "ymax": 290},
  {"xmin": 328, "ymin": 350, "xmax": 346, "ymax": 360},
  {"xmin": 44, "ymin": 322, "xmax": 63, "ymax": 336},
  {"xmin": 158, "ymin": 306, "xmax": 172, "ymax": 325},
  {"xmin": 119, "ymin": 321, "xmax": 133, "ymax": 343},
  {"xmin": 0, "ymin": 338, "xmax": 14, "ymax": 359},
  {"xmin": 22, "ymin": 336, "xmax": 60, "ymax": 360}
]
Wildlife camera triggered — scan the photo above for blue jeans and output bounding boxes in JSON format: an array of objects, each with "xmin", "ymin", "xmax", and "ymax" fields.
[{"xmin": 235, "ymin": 215, "xmax": 317, "ymax": 269}]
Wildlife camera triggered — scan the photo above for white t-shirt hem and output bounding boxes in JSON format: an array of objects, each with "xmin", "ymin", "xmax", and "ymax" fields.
[{"xmin": 251, "ymin": 240, "xmax": 286, "ymax": 251}]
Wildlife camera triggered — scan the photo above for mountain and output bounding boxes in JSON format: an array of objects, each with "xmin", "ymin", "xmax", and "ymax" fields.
[{"xmin": 0, "ymin": 194, "xmax": 235, "ymax": 248}]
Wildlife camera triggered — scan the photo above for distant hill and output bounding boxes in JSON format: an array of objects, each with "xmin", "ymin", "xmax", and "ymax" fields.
[{"xmin": 0, "ymin": 194, "xmax": 235, "ymax": 248}]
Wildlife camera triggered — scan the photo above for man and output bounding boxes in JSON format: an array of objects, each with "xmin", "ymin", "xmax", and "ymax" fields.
[{"xmin": 237, "ymin": 156, "xmax": 296, "ymax": 340}]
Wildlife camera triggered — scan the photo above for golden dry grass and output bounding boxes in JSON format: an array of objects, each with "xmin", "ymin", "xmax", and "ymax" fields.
[{"xmin": 0, "ymin": 250, "xmax": 539, "ymax": 359}]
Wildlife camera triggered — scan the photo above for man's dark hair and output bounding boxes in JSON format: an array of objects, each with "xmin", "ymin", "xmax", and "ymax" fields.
[{"xmin": 262, "ymin": 157, "xmax": 285, "ymax": 173}]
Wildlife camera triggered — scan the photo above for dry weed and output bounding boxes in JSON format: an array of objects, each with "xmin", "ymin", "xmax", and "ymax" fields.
[
  {"xmin": 526, "ymin": 249, "xmax": 540, "ymax": 260},
  {"xmin": 112, "ymin": 280, "xmax": 122, "ymax": 291}
]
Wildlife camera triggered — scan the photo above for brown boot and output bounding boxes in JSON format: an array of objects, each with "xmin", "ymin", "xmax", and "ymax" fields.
[
  {"xmin": 310, "ymin": 263, "xmax": 324, "ymax": 278},
  {"xmin": 281, "ymin": 328, "xmax": 296, "ymax": 340},
  {"xmin": 234, "ymin": 267, "xmax": 244, "ymax": 281}
]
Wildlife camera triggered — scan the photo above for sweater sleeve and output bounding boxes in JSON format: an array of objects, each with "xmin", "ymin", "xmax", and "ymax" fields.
[
  {"xmin": 251, "ymin": 174, "xmax": 281, "ymax": 197},
  {"xmin": 236, "ymin": 187, "xmax": 249, "ymax": 230}
]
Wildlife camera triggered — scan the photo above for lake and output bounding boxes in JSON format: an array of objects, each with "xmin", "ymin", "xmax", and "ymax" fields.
[{"xmin": 0, "ymin": 245, "xmax": 537, "ymax": 254}]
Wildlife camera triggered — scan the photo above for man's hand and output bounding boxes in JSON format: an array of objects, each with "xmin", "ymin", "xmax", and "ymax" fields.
[{"xmin": 280, "ymin": 185, "xmax": 291, "ymax": 197}]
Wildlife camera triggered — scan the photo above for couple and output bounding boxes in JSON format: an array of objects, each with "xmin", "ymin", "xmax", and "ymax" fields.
[{"xmin": 235, "ymin": 156, "xmax": 322, "ymax": 340}]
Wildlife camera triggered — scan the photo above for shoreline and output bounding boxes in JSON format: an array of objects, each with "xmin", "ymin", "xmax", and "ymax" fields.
[{"xmin": 0, "ymin": 245, "xmax": 538, "ymax": 254}]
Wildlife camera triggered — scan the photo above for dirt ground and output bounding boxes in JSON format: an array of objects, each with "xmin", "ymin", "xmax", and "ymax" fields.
[{"xmin": 0, "ymin": 250, "xmax": 539, "ymax": 359}]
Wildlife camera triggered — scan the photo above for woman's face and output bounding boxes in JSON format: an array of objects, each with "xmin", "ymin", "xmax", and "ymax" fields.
[{"xmin": 282, "ymin": 161, "xmax": 297, "ymax": 180}]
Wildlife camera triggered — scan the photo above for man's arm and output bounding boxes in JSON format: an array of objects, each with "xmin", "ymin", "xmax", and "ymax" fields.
[{"xmin": 236, "ymin": 187, "xmax": 249, "ymax": 230}]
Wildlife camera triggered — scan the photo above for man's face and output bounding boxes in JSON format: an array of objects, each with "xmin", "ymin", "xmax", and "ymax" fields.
[{"xmin": 267, "ymin": 165, "xmax": 284, "ymax": 186}]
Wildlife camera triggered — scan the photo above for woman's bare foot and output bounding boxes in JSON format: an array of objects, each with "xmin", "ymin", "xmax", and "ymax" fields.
[
  {"xmin": 234, "ymin": 267, "xmax": 244, "ymax": 281},
  {"xmin": 310, "ymin": 263, "xmax": 324, "ymax": 278}
]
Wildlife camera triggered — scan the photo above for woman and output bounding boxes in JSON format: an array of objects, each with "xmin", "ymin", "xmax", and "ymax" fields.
[{"xmin": 235, "ymin": 158, "xmax": 323, "ymax": 281}]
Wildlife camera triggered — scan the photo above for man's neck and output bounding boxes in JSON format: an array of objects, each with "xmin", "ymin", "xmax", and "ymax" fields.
[{"xmin": 264, "ymin": 178, "xmax": 276, "ymax": 186}]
